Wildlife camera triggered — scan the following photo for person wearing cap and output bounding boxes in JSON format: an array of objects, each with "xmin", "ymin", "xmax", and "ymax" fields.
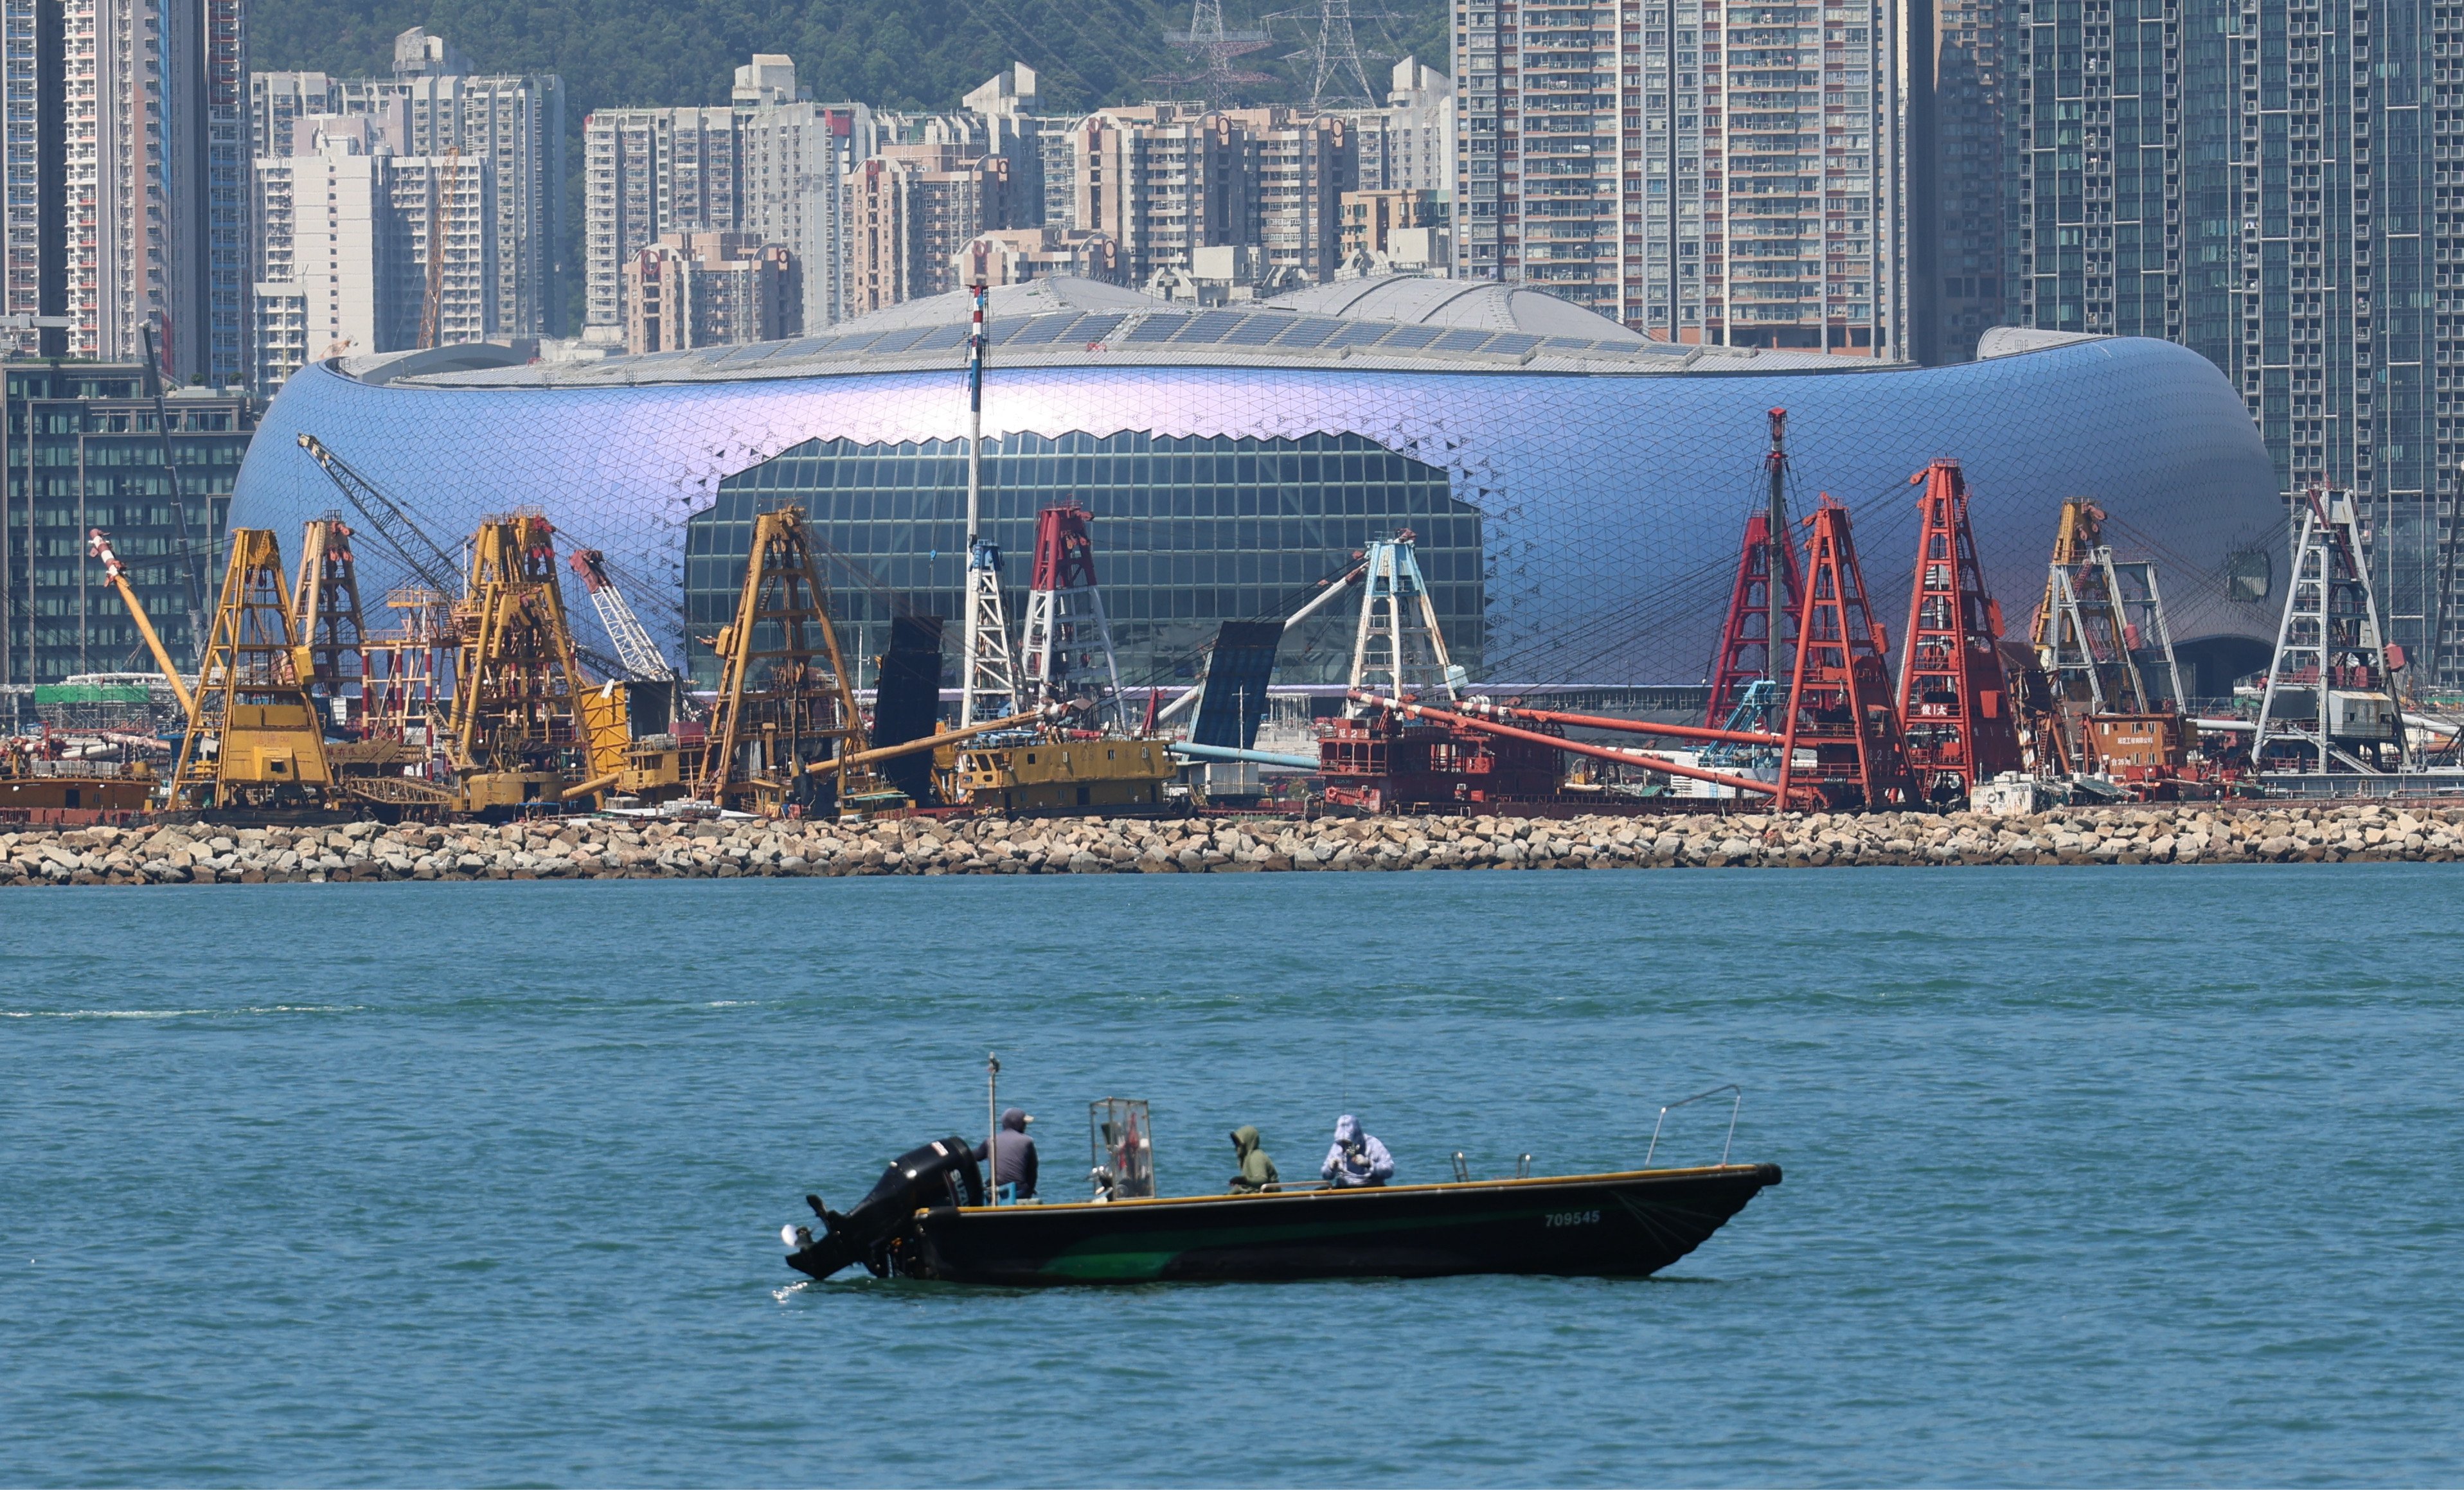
[{"xmin": 975, "ymin": 1107, "xmax": 1039, "ymax": 1202}]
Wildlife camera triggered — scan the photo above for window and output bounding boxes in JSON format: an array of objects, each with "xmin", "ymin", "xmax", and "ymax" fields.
[{"xmin": 688, "ymin": 431, "xmax": 1485, "ymax": 690}]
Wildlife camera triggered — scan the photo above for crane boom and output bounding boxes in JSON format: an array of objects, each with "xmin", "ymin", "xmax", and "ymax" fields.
[
  {"xmin": 294, "ymin": 432, "xmax": 463, "ymax": 594},
  {"xmin": 87, "ymin": 528, "xmax": 195, "ymax": 719},
  {"xmin": 137, "ymin": 321, "xmax": 208, "ymax": 665},
  {"xmin": 567, "ymin": 547, "xmax": 676, "ymax": 681}
]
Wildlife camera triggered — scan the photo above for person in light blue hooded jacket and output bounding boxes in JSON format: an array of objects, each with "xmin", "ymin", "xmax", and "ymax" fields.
[{"xmin": 1320, "ymin": 1113, "xmax": 1395, "ymax": 1188}]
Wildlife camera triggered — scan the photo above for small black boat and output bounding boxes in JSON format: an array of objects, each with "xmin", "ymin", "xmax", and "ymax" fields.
[{"xmin": 784, "ymin": 1101, "xmax": 1781, "ymax": 1286}]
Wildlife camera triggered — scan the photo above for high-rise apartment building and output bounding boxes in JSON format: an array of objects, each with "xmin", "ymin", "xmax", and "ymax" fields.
[
  {"xmin": 877, "ymin": 143, "xmax": 1012, "ymax": 299},
  {"xmin": 1070, "ymin": 107, "xmax": 1251, "ymax": 286},
  {"xmin": 248, "ymin": 29, "xmax": 562, "ymax": 343},
  {"xmin": 1038, "ymin": 117, "xmax": 1080, "ymax": 228},
  {"xmin": 62, "ymin": 0, "xmax": 247, "ymax": 380},
  {"xmin": 583, "ymin": 105, "xmax": 743, "ymax": 330},
  {"xmin": 622, "ymin": 230, "xmax": 793, "ymax": 353},
  {"xmin": 739, "ymin": 98, "xmax": 872, "ymax": 331},
  {"xmin": 961, "ymin": 63, "xmax": 1045, "ymax": 223},
  {"xmin": 2012, "ymin": 0, "xmax": 2233, "ymax": 356},
  {"xmin": 1908, "ymin": 0, "xmax": 2017, "ymax": 364},
  {"xmin": 843, "ymin": 154, "xmax": 916, "ymax": 314},
  {"xmin": 248, "ymin": 108, "xmax": 495, "ymax": 389},
  {"xmin": 1244, "ymin": 109, "xmax": 1350, "ymax": 281},
  {"xmin": 1455, "ymin": 0, "xmax": 1901, "ymax": 352},
  {"xmin": 2008, "ymin": 0, "xmax": 2457, "ymax": 682},
  {"xmin": 1063, "ymin": 104, "xmax": 1355, "ymax": 288},
  {"xmin": 1344, "ymin": 57, "xmax": 1456, "ymax": 194},
  {"xmin": 2, "ymin": 0, "xmax": 69, "ymax": 357}
]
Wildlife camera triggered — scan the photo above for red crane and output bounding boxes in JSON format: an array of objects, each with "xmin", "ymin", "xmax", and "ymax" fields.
[
  {"xmin": 1775, "ymin": 496, "xmax": 1915, "ymax": 810},
  {"xmin": 1704, "ymin": 407, "xmax": 1805, "ymax": 726},
  {"xmin": 1896, "ymin": 459, "xmax": 2022, "ymax": 802}
]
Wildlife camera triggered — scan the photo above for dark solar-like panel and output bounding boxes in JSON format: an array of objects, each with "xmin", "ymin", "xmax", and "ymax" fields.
[
  {"xmin": 1067, "ymin": 315, "xmax": 1124, "ymax": 344},
  {"xmin": 1224, "ymin": 314, "xmax": 1291, "ymax": 345},
  {"xmin": 909, "ymin": 324, "xmax": 970, "ymax": 351},
  {"xmin": 1000, "ymin": 314, "xmax": 1078, "ymax": 346},
  {"xmin": 1323, "ymin": 322, "xmax": 1393, "ymax": 348},
  {"xmin": 1380, "ymin": 325, "xmax": 1446, "ymax": 350},
  {"xmin": 1121, "ymin": 314, "xmax": 1186, "ymax": 342},
  {"xmin": 1432, "ymin": 330, "xmax": 1495, "ymax": 354},
  {"xmin": 1485, "ymin": 333, "xmax": 1542, "ymax": 357},
  {"xmin": 1271, "ymin": 317, "xmax": 1344, "ymax": 348},
  {"xmin": 863, "ymin": 328, "xmax": 934, "ymax": 355},
  {"xmin": 1538, "ymin": 338, "xmax": 1601, "ymax": 353},
  {"xmin": 774, "ymin": 336, "xmax": 845, "ymax": 359},
  {"xmin": 1172, "ymin": 310, "xmax": 1250, "ymax": 344}
]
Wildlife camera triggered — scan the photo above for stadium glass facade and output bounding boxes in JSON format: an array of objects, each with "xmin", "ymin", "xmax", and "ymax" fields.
[{"xmin": 688, "ymin": 431, "xmax": 1481, "ymax": 689}]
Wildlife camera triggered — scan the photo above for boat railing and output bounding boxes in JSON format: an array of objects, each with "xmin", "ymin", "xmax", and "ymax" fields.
[{"xmin": 1646, "ymin": 1083, "xmax": 1743, "ymax": 1168}]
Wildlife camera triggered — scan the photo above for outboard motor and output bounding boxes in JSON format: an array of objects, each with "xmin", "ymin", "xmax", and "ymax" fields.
[{"xmin": 787, "ymin": 1137, "xmax": 983, "ymax": 1279}]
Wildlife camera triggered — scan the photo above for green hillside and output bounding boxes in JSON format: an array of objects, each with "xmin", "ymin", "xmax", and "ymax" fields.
[{"xmin": 248, "ymin": 0, "xmax": 1449, "ymax": 329}]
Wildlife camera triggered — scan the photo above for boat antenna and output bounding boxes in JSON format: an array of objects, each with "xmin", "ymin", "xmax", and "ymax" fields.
[{"xmin": 985, "ymin": 1051, "xmax": 1000, "ymax": 1207}]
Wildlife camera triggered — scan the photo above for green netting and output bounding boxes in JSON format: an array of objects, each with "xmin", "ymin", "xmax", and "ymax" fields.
[{"xmin": 33, "ymin": 684, "xmax": 154, "ymax": 705}]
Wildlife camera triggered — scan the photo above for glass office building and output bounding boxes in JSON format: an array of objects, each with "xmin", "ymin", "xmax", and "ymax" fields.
[
  {"xmin": 3, "ymin": 364, "xmax": 256, "ymax": 686},
  {"xmin": 231, "ymin": 276, "xmax": 2287, "ymax": 693}
]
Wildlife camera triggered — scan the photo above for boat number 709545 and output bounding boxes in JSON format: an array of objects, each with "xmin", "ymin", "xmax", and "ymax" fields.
[{"xmin": 1543, "ymin": 1209, "xmax": 1602, "ymax": 1228}]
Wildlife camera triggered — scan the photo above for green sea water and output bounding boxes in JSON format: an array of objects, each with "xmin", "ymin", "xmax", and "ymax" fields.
[{"xmin": 4, "ymin": 865, "xmax": 2460, "ymax": 1485}]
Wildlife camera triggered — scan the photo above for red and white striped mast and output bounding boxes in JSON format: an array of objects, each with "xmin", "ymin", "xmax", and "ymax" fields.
[{"xmin": 958, "ymin": 281, "xmax": 1019, "ymax": 725}]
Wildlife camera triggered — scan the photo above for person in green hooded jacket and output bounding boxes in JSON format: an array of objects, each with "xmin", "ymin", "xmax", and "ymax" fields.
[{"xmin": 1228, "ymin": 1126, "xmax": 1280, "ymax": 1193}]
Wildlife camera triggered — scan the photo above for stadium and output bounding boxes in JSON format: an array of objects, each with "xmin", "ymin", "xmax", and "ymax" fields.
[{"xmin": 230, "ymin": 276, "xmax": 2287, "ymax": 697}]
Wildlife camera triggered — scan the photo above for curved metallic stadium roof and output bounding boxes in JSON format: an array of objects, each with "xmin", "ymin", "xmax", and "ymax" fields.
[
  {"xmin": 1261, "ymin": 277, "xmax": 1651, "ymax": 340},
  {"xmin": 244, "ymin": 328, "xmax": 2285, "ymax": 685},
  {"xmin": 354, "ymin": 274, "xmax": 1904, "ymax": 391}
]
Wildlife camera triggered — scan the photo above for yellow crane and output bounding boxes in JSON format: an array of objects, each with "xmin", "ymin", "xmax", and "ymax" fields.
[
  {"xmin": 87, "ymin": 529, "xmax": 195, "ymax": 720},
  {"xmin": 96, "ymin": 525, "xmax": 336, "ymax": 809},
  {"xmin": 445, "ymin": 510, "xmax": 626, "ymax": 810},
  {"xmin": 697, "ymin": 505, "xmax": 894, "ymax": 815}
]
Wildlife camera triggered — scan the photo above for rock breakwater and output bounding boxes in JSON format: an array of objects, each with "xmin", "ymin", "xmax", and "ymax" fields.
[{"xmin": 4, "ymin": 801, "xmax": 2461, "ymax": 885}]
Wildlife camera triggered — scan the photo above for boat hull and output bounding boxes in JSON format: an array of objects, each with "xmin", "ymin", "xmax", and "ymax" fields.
[{"xmin": 832, "ymin": 1164, "xmax": 1780, "ymax": 1286}]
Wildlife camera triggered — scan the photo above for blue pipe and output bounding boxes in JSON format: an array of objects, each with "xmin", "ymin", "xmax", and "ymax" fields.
[{"xmin": 1168, "ymin": 741, "xmax": 1321, "ymax": 771}]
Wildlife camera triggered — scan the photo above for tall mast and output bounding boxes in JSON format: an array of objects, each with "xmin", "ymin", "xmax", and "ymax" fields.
[
  {"xmin": 958, "ymin": 282, "xmax": 1019, "ymax": 725},
  {"xmin": 962, "ymin": 282, "xmax": 985, "ymax": 725}
]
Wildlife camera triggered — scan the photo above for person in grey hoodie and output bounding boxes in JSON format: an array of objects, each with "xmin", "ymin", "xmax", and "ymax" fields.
[
  {"xmin": 1319, "ymin": 1113, "xmax": 1395, "ymax": 1188},
  {"xmin": 974, "ymin": 1107, "xmax": 1038, "ymax": 1201}
]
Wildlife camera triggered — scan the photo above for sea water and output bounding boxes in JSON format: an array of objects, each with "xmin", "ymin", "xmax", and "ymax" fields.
[{"xmin": 4, "ymin": 865, "xmax": 2461, "ymax": 1486}]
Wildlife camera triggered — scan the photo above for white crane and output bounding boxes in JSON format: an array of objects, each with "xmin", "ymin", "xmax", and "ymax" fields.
[{"xmin": 568, "ymin": 547, "xmax": 699, "ymax": 721}]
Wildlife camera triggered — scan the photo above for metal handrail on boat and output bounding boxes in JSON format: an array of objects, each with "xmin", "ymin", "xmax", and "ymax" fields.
[{"xmin": 1647, "ymin": 1084, "xmax": 1744, "ymax": 1168}]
